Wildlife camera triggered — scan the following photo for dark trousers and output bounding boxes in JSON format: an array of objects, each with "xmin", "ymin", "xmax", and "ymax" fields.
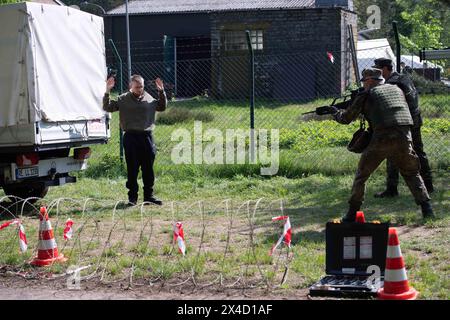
[
  {"xmin": 123, "ymin": 131, "xmax": 156, "ymax": 202},
  {"xmin": 385, "ymin": 125, "xmax": 433, "ymax": 190}
]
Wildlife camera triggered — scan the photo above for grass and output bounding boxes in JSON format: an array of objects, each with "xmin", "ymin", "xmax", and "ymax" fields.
[
  {"xmin": 80, "ymin": 93, "xmax": 449, "ymax": 180},
  {"xmin": 0, "ymin": 170, "xmax": 448, "ymax": 298},
  {"xmin": 0, "ymin": 95, "xmax": 448, "ymax": 299}
]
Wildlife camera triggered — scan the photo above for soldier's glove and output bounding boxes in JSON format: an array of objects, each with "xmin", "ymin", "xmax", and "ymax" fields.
[{"xmin": 316, "ymin": 106, "xmax": 339, "ymax": 115}]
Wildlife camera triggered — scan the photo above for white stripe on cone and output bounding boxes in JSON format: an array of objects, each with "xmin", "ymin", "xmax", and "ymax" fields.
[
  {"xmin": 38, "ymin": 239, "xmax": 57, "ymax": 250},
  {"xmin": 387, "ymin": 245, "xmax": 402, "ymax": 258},
  {"xmin": 270, "ymin": 216, "xmax": 292, "ymax": 256},
  {"xmin": 39, "ymin": 220, "xmax": 52, "ymax": 231},
  {"xmin": 385, "ymin": 268, "xmax": 408, "ymax": 282}
]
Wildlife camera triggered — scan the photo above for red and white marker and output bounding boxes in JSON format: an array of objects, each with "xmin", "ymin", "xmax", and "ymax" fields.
[
  {"xmin": 173, "ymin": 222, "xmax": 186, "ymax": 255},
  {"xmin": 0, "ymin": 219, "xmax": 27, "ymax": 253},
  {"xmin": 270, "ymin": 215, "xmax": 292, "ymax": 255},
  {"xmin": 18, "ymin": 223, "xmax": 28, "ymax": 253},
  {"xmin": 64, "ymin": 218, "xmax": 74, "ymax": 240},
  {"xmin": 0, "ymin": 219, "xmax": 19, "ymax": 231},
  {"xmin": 327, "ymin": 51, "xmax": 335, "ymax": 64}
]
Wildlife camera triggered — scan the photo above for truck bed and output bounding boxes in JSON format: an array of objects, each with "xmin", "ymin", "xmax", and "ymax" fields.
[{"xmin": 0, "ymin": 118, "xmax": 109, "ymax": 152}]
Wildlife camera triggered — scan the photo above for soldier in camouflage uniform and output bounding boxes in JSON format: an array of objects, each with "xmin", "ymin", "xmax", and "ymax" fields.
[
  {"xmin": 372, "ymin": 58, "xmax": 433, "ymax": 197},
  {"xmin": 331, "ymin": 68, "xmax": 434, "ymax": 222}
]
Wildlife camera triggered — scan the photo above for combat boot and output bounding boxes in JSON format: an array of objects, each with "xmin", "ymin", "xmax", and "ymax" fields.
[
  {"xmin": 144, "ymin": 195, "xmax": 163, "ymax": 206},
  {"xmin": 341, "ymin": 205, "xmax": 360, "ymax": 223},
  {"xmin": 374, "ymin": 187, "xmax": 399, "ymax": 198},
  {"xmin": 420, "ymin": 201, "xmax": 435, "ymax": 220}
]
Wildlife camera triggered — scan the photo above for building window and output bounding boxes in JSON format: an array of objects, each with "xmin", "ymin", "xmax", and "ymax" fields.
[{"xmin": 223, "ymin": 30, "xmax": 264, "ymax": 51}]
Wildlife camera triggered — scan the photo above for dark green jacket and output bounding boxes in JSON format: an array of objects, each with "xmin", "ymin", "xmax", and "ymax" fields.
[{"xmin": 103, "ymin": 91, "xmax": 167, "ymax": 131}]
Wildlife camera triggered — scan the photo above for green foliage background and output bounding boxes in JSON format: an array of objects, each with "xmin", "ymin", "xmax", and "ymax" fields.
[{"xmin": 353, "ymin": 0, "xmax": 449, "ymax": 51}]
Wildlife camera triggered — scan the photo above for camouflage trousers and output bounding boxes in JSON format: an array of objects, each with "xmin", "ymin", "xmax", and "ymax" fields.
[
  {"xmin": 385, "ymin": 125, "xmax": 433, "ymax": 189},
  {"xmin": 349, "ymin": 127, "xmax": 430, "ymax": 208}
]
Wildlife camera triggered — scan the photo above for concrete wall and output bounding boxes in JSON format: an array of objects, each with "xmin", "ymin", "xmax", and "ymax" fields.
[{"xmin": 210, "ymin": 8, "xmax": 357, "ymax": 100}]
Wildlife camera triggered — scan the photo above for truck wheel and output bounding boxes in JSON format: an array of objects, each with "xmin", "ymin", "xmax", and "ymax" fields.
[{"xmin": 3, "ymin": 184, "xmax": 49, "ymax": 203}]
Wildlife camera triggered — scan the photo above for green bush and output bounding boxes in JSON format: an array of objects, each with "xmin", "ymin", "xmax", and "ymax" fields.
[
  {"xmin": 83, "ymin": 153, "xmax": 126, "ymax": 178},
  {"xmin": 422, "ymin": 118, "xmax": 450, "ymax": 135},
  {"xmin": 193, "ymin": 110, "xmax": 214, "ymax": 122},
  {"xmin": 279, "ymin": 120, "xmax": 359, "ymax": 153},
  {"xmin": 413, "ymin": 73, "xmax": 449, "ymax": 94},
  {"xmin": 278, "ymin": 118, "xmax": 450, "ymax": 154},
  {"xmin": 421, "ymin": 94, "xmax": 450, "ymax": 118},
  {"xmin": 156, "ymin": 107, "xmax": 214, "ymax": 125},
  {"xmin": 156, "ymin": 108, "xmax": 192, "ymax": 125}
]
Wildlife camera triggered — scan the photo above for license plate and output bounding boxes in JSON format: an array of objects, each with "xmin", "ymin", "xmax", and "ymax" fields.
[
  {"xmin": 87, "ymin": 119, "xmax": 105, "ymax": 136},
  {"xmin": 16, "ymin": 166, "xmax": 39, "ymax": 179}
]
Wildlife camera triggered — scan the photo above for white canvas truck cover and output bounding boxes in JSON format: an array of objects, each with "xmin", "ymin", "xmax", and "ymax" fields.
[{"xmin": 0, "ymin": 2, "xmax": 106, "ymax": 127}]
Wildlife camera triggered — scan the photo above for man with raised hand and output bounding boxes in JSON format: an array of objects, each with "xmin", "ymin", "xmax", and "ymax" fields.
[{"xmin": 103, "ymin": 74, "xmax": 167, "ymax": 206}]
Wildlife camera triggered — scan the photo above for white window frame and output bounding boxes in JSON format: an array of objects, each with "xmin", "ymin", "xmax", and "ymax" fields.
[{"xmin": 223, "ymin": 30, "xmax": 264, "ymax": 51}]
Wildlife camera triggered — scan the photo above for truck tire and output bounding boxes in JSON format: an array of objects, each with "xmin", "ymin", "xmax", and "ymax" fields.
[{"xmin": 3, "ymin": 184, "xmax": 49, "ymax": 203}]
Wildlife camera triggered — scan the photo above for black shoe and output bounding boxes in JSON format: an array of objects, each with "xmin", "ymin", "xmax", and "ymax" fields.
[
  {"xmin": 374, "ymin": 189, "xmax": 399, "ymax": 198},
  {"xmin": 341, "ymin": 213, "xmax": 356, "ymax": 222},
  {"xmin": 144, "ymin": 196, "xmax": 163, "ymax": 206},
  {"xmin": 341, "ymin": 205, "xmax": 359, "ymax": 223},
  {"xmin": 420, "ymin": 201, "xmax": 435, "ymax": 220},
  {"xmin": 127, "ymin": 199, "xmax": 137, "ymax": 207}
]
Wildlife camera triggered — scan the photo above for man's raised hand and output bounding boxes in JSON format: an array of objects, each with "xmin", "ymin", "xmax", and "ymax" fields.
[
  {"xmin": 155, "ymin": 78, "xmax": 164, "ymax": 92},
  {"xmin": 106, "ymin": 77, "xmax": 115, "ymax": 93}
]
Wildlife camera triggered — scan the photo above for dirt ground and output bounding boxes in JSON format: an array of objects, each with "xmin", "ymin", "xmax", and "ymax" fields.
[
  {"xmin": 0, "ymin": 276, "xmax": 312, "ymax": 300},
  {"xmin": 1, "ymin": 203, "xmax": 447, "ymax": 300}
]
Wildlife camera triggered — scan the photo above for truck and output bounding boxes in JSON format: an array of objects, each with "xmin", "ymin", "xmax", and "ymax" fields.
[{"xmin": 0, "ymin": 2, "xmax": 110, "ymax": 202}]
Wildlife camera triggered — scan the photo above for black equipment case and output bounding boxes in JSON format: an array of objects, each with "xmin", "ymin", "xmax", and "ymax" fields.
[{"xmin": 309, "ymin": 221, "xmax": 389, "ymax": 298}]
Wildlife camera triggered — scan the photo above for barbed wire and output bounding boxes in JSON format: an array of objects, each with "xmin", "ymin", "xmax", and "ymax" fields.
[{"xmin": 0, "ymin": 196, "xmax": 296, "ymax": 293}]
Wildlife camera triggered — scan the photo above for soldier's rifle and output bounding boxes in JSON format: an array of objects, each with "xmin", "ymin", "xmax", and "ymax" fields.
[{"xmin": 302, "ymin": 87, "xmax": 364, "ymax": 116}]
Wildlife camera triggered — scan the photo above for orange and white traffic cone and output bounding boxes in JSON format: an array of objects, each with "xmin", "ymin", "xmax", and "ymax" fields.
[
  {"xmin": 355, "ymin": 211, "xmax": 366, "ymax": 223},
  {"xmin": 31, "ymin": 206, "xmax": 67, "ymax": 266},
  {"xmin": 378, "ymin": 227, "xmax": 418, "ymax": 300}
]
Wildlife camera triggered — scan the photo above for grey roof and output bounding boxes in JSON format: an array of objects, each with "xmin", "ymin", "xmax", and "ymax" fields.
[{"xmin": 107, "ymin": 0, "xmax": 317, "ymax": 15}]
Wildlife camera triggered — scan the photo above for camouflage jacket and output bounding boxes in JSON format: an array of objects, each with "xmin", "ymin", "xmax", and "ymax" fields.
[{"xmin": 333, "ymin": 84, "xmax": 413, "ymax": 131}]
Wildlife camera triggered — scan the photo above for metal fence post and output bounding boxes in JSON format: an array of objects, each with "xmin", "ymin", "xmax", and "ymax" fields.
[
  {"xmin": 246, "ymin": 30, "xmax": 256, "ymax": 163},
  {"xmin": 347, "ymin": 25, "xmax": 360, "ymax": 83},
  {"xmin": 108, "ymin": 39, "xmax": 124, "ymax": 163},
  {"xmin": 392, "ymin": 21, "xmax": 401, "ymax": 73},
  {"xmin": 174, "ymin": 37, "xmax": 178, "ymax": 97}
]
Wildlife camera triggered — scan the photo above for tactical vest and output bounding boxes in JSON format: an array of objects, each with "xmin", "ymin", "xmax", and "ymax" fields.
[
  {"xmin": 365, "ymin": 84, "xmax": 413, "ymax": 129},
  {"xmin": 387, "ymin": 72, "xmax": 420, "ymax": 118}
]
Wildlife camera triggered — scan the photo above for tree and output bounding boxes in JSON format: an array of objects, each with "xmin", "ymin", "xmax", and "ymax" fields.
[
  {"xmin": 0, "ymin": 0, "xmax": 20, "ymax": 4},
  {"xmin": 353, "ymin": 0, "xmax": 449, "ymax": 52},
  {"xmin": 399, "ymin": 0, "xmax": 444, "ymax": 50}
]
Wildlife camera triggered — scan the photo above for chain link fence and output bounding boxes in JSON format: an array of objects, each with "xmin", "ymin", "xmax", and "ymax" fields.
[{"xmin": 88, "ymin": 38, "xmax": 450, "ymax": 178}]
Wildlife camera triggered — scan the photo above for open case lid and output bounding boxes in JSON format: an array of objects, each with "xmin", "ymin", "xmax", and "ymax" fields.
[{"xmin": 325, "ymin": 221, "xmax": 389, "ymax": 276}]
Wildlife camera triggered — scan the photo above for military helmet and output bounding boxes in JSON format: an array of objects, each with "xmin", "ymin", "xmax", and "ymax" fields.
[
  {"xmin": 361, "ymin": 68, "xmax": 384, "ymax": 82},
  {"xmin": 372, "ymin": 58, "xmax": 393, "ymax": 69}
]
